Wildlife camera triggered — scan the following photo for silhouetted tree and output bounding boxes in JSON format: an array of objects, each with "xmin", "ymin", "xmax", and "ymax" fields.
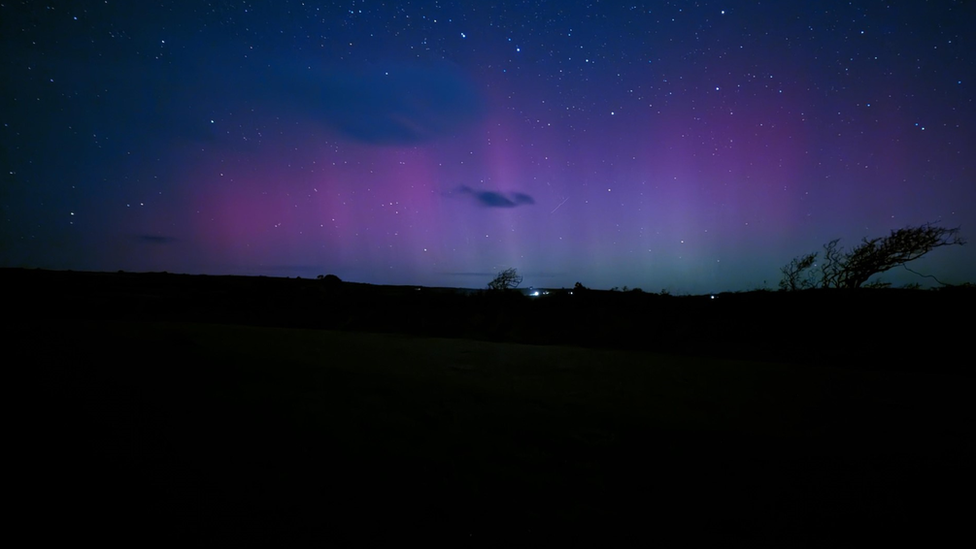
[
  {"xmin": 487, "ymin": 268, "xmax": 522, "ymax": 290},
  {"xmin": 779, "ymin": 252, "xmax": 817, "ymax": 291},
  {"xmin": 780, "ymin": 223, "xmax": 965, "ymax": 290}
]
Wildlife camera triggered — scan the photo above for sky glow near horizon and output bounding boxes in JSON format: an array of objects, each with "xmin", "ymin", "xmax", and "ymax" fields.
[{"xmin": 2, "ymin": 1, "xmax": 974, "ymax": 292}]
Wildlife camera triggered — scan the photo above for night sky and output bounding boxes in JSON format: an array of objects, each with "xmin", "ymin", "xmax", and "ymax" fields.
[{"xmin": 3, "ymin": 1, "xmax": 974, "ymax": 293}]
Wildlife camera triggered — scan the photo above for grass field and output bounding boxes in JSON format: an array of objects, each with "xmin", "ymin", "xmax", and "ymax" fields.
[{"xmin": 15, "ymin": 317, "xmax": 971, "ymax": 545}]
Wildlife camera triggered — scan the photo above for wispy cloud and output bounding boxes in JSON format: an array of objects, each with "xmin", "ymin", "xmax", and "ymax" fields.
[
  {"xmin": 443, "ymin": 271, "xmax": 497, "ymax": 277},
  {"xmin": 455, "ymin": 185, "xmax": 535, "ymax": 208},
  {"xmin": 137, "ymin": 235, "xmax": 179, "ymax": 244}
]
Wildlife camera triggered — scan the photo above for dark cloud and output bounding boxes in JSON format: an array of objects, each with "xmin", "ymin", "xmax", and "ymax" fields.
[
  {"xmin": 138, "ymin": 235, "xmax": 179, "ymax": 244},
  {"xmin": 456, "ymin": 185, "xmax": 536, "ymax": 208},
  {"xmin": 285, "ymin": 61, "xmax": 486, "ymax": 144}
]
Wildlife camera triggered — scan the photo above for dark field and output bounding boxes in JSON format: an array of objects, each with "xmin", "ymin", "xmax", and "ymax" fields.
[{"xmin": 8, "ymin": 269, "xmax": 973, "ymax": 545}]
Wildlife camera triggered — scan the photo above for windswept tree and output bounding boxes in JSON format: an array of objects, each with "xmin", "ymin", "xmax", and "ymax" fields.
[
  {"xmin": 779, "ymin": 252, "xmax": 818, "ymax": 291},
  {"xmin": 780, "ymin": 223, "xmax": 965, "ymax": 290},
  {"xmin": 487, "ymin": 268, "xmax": 523, "ymax": 290}
]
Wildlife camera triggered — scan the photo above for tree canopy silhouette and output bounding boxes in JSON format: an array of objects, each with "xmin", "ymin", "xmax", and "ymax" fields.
[
  {"xmin": 780, "ymin": 223, "xmax": 965, "ymax": 290},
  {"xmin": 487, "ymin": 268, "xmax": 523, "ymax": 290}
]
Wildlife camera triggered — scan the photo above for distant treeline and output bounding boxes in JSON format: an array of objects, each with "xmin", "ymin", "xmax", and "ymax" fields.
[{"xmin": 5, "ymin": 268, "xmax": 972, "ymax": 374}]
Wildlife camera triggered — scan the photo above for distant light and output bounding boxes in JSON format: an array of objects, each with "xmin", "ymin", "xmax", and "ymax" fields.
[{"xmin": 710, "ymin": 295, "xmax": 716, "ymax": 299}]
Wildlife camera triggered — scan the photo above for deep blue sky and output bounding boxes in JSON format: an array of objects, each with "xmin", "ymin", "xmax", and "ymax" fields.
[{"xmin": 2, "ymin": 0, "xmax": 974, "ymax": 292}]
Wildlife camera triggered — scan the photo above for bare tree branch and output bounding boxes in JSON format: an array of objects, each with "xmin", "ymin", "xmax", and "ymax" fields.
[
  {"xmin": 900, "ymin": 264, "xmax": 951, "ymax": 287},
  {"xmin": 779, "ymin": 252, "xmax": 817, "ymax": 291},
  {"xmin": 487, "ymin": 268, "xmax": 523, "ymax": 290},
  {"xmin": 780, "ymin": 223, "xmax": 965, "ymax": 290}
]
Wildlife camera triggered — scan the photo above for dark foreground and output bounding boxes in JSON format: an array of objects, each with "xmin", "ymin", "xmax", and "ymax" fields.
[{"xmin": 8, "ymin": 269, "xmax": 973, "ymax": 545}]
